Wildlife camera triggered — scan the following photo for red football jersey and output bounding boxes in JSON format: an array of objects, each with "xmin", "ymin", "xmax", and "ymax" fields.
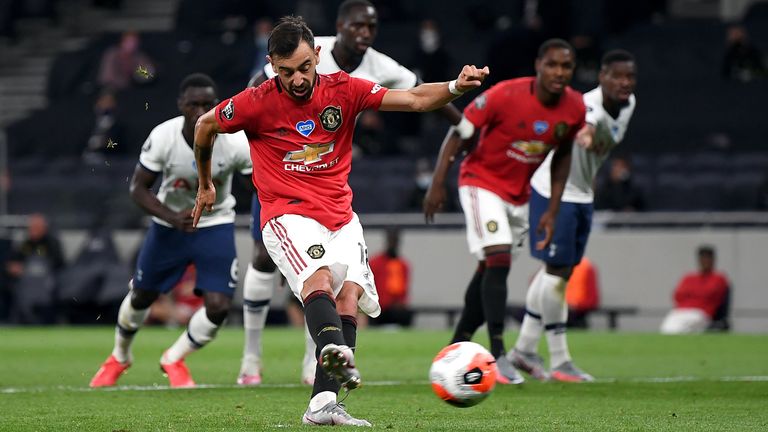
[
  {"xmin": 214, "ymin": 72, "xmax": 388, "ymax": 230},
  {"xmin": 459, "ymin": 77, "xmax": 585, "ymax": 204}
]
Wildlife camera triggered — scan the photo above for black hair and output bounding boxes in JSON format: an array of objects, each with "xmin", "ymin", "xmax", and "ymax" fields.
[
  {"xmin": 268, "ymin": 15, "xmax": 314, "ymax": 58},
  {"xmin": 338, "ymin": 0, "xmax": 374, "ymax": 20},
  {"xmin": 537, "ymin": 38, "xmax": 574, "ymax": 58},
  {"xmin": 601, "ymin": 49, "xmax": 635, "ymax": 67},
  {"xmin": 179, "ymin": 73, "xmax": 217, "ymax": 94},
  {"xmin": 698, "ymin": 245, "xmax": 716, "ymax": 257}
]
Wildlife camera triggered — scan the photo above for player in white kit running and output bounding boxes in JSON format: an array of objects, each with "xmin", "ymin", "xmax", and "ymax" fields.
[{"xmin": 90, "ymin": 73, "xmax": 252, "ymax": 388}]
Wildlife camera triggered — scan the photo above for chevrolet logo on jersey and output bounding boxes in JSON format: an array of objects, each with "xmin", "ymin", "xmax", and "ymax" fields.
[
  {"xmin": 511, "ymin": 140, "xmax": 550, "ymax": 156},
  {"xmin": 283, "ymin": 142, "xmax": 335, "ymax": 165}
]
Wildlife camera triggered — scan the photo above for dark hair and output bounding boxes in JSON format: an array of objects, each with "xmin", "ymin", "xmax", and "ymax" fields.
[
  {"xmin": 338, "ymin": 0, "xmax": 374, "ymax": 20},
  {"xmin": 698, "ymin": 245, "xmax": 715, "ymax": 257},
  {"xmin": 179, "ymin": 73, "xmax": 216, "ymax": 94},
  {"xmin": 537, "ymin": 38, "xmax": 574, "ymax": 58},
  {"xmin": 601, "ymin": 49, "xmax": 635, "ymax": 67},
  {"xmin": 268, "ymin": 15, "xmax": 314, "ymax": 58}
]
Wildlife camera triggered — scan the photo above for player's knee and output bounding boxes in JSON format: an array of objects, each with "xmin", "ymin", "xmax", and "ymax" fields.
[
  {"xmin": 485, "ymin": 249, "xmax": 512, "ymax": 269},
  {"xmin": 130, "ymin": 289, "xmax": 159, "ymax": 310},
  {"xmin": 203, "ymin": 293, "xmax": 231, "ymax": 325},
  {"xmin": 252, "ymin": 254, "xmax": 277, "ymax": 272},
  {"xmin": 335, "ymin": 284, "xmax": 360, "ymax": 316},
  {"xmin": 301, "ymin": 268, "xmax": 334, "ymax": 300},
  {"xmin": 545, "ymin": 264, "xmax": 572, "ymax": 280}
]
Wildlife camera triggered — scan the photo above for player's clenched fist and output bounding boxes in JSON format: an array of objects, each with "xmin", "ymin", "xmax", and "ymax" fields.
[{"xmin": 455, "ymin": 65, "xmax": 490, "ymax": 93}]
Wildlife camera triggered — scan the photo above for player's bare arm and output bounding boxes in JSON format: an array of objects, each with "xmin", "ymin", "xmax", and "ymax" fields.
[
  {"xmin": 423, "ymin": 125, "xmax": 478, "ymax": 223},
  {"xmin": 192, "ymin": 109, "xmax": 222, "ymax": 227},
  {"xmin": 379, "ymin": 65, "xmax": 489, "ymax": 112},
  {"xmin": 437, "ymin": 103, "xmax": 463, "ymax": 125},
  {"xmin": 129, "ymin": 164, "xmax": 196, "ymax": 232},
  {"xmin": 536, "ymin": 141, "xmax": 574, "ymax": 250}
]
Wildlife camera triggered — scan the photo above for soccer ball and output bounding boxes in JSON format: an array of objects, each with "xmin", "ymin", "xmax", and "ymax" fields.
[{"xmin": 429, "ymin": 342, "xmax": 497, "ymax": 407}]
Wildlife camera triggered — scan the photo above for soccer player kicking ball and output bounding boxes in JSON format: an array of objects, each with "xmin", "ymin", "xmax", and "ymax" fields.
[
  {"xmin": 90, "ymin": 74, "xmax": 252, "ymax": 388},
  {"xmin": 511, "ymin": 50, "xmax": 638, "ymax": 382},
  {"xmin": 424, "ymin": 39, "xmax": 585, "ymax": 385},
  {"xmin": 192, "ymin": 16, "xmax": 487, "ymax": 427},
  {"xmin": 239, "ymin": 0, "xmax": 462, "ymax": 387}
]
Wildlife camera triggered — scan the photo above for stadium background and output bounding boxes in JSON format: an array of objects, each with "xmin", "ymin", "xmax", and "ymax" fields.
[{"xmin": 0, "ymin": 0, "xmax": 767, "ymax": 331}]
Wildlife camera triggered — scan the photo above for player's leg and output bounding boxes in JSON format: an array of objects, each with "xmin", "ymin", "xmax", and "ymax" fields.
[
  {"xmin": 90, "ymin": 223, "xmax": 183, "ymax": 388},
  {"xmin": 239, "ymin": 195, "xmax": 279, "ymax": 385},
  {"xmin": 531, "ymin": 194, "xmax": 594, "ymax": 382},
  {"xmin": 160, "ymin": 223, "xmax": 238, "ymax": 387},
  {"xmin": 303, "ymin": 215, "xmax": 373, "ymax": 426},
  {"xmin": 510, "ymin": 189, "xmax": 552, "ymax": 380},
  {"xmin": 239, "ymin": 241, "xmax": 276, "ymax": 385},
  {"xmin": 452, "ymin": 186, "xmax": 497, "ymax": 343},
  {"xmin": 450, "ymin": 261, "xmax": 486, "ymax": 343},
  {"xmin": 510, "ymin": 267, "xmax": 550, "ymax": 380}
]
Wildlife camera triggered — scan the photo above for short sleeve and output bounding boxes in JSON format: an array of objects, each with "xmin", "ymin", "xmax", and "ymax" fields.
[
  {"xmin": 386, "ymin": 64, "xmax": 418, "ymax": 89},
  {"xmin": 462, "ymin": 86, "xmax": 500, "ymax": 128},
  {"xmin": 138, "ymin": 128, "xmax": 164, "ymax": 173},
  {"xmin": 348, "ymin": 76, "xmax": 388, "ymax": 113},
  {"xmin": 584, "ymin": 102, "xmax": 600, "ymax": 125},
  {"xmin": 215, "ymin": 88, "xmax": 260, "ymax": 134},
  {"xmin": 229, "ymin": 131, "xmax": 253, "ymax": 175}
]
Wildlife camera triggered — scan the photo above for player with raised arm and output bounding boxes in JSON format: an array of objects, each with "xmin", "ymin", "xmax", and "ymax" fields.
[
  {"xmin": 89, "ymin": 74, "xmax": 252, "ymax": 388},
  {"xmin": 239, "ymin": 0, "xmax": 462, "ymax": 387},
  {"xmin": 423, "ymin": 39, "xmax": 585, "ymax": 385},
  {"xmin": 193, "ymin": 16, "xmax": 486, "ymax": 426},
  {"xmin": 510, "ymin": 50, "xmax": 637, "ymax": 382}
]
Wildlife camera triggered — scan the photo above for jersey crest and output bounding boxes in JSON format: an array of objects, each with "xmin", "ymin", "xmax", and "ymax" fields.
[{"xmin": 319, "ymin": 106, "xmax": 342, "ymax": 132}]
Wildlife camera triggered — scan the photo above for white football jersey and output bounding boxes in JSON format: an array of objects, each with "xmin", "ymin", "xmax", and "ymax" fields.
[
  {"xmin": 264, "ymin": 36, "xmax": 418, "ymax": 89},
  {"xmin": 139, "ymin": 116, "xmax": 252, "ymax": 228},
  {"xmin": 530, "ymin": 86, "xmax": 636, "ymax": 203}
]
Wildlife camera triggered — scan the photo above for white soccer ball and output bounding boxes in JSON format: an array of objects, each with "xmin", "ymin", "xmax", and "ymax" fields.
[{"xmin": 429, "ymin": 341, "xmax": 497, "ymax": 407}]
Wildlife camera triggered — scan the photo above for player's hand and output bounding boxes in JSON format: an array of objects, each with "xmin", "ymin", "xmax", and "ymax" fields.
[
  {"xmin": 170, "ymin": 208, "xmax": 197, "ymax": 233},
  {"xmin": 423, "ymin": 182, "xmax": 447, "ymax": 224},
  {"xmin": 455, "ymin": 65, "xmax": 490, "ymax": 93},
  {"xmin": 192, "ymin": 183, "xmax": 216, "ymax": 228},
  {"xmin": 535, "ymin": 210, "xmax": 556, "ymax": 251},
  {"xmin": 575, "ymin": 124, "xmax": 595, "ymax": 150}
]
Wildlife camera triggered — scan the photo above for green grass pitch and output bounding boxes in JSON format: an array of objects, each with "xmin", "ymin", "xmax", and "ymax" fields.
[{"xmin": 1, "ymin": 327, "xmax": 767, "ymax": 431}]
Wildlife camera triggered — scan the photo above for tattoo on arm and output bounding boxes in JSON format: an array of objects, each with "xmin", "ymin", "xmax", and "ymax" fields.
[{"xmin": 195, "ymin": 144, "xmax": 212, "ymax": 162}]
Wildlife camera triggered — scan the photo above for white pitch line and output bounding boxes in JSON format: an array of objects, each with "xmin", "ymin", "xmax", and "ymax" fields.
[
  {"xmin": 0, "ymin": 380, "xmax": 419, "ymax": 394},
  {"xmin": 2, "ymin": 376, "xmax": 768, "ymax": 394}
]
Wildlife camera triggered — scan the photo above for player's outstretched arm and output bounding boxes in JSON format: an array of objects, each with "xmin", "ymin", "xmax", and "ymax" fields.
[
  {"xmin": 379, "ymin": 65, "xmax": 489, "ymax": 112},
  {"xmin": 192, "ymin": 108, "xmax": 222, "ymax": 227},
  {"xmin": 535, "ymin": 141, "xmax": 574, "ymax": 251}
]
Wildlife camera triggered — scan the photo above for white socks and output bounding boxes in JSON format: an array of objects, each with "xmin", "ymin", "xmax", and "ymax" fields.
[
  {"xmin": 514, "ymin": 267, "xmax": 573, "ymax": 367},
  {"xmin": 241, "ymin": 266, "xmax": 275, "ymax": 374},
  {"xmin": 514, "ymin": 268, "xmax": 545, "ymax": 354},
  {"xmin": 112, "ymin": 293, "xmax": 150, "ymax": 364},
  {"xmin": 539, "ymin": 272, "xmax": 571, "ymax": 367},
  {"xmin": 163, "ymin": 307, "xmax": 220, "ymax": 364}
]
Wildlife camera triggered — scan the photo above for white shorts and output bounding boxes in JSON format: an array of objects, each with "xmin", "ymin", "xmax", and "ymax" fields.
[
  {"xmin": 660, "ymin": 308, "xmax": 711, "ymax": 334},
  {"xmin": 262, "ymin": 213, "xmax": 381, "ymax": 317},
  {"xmin": 459, "ymin": 185, "xmax": 529, "ymax": 260}
]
